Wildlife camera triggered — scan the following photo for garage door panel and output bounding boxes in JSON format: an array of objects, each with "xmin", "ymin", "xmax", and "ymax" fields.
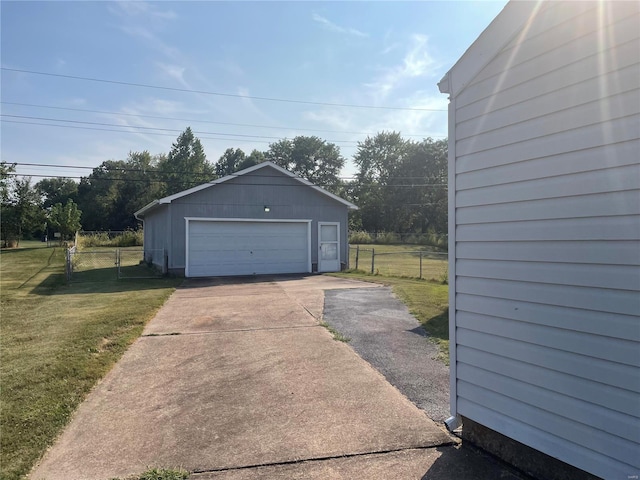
[{"xmin": 187, "ymin": 220, "xmax": 310, "ymax": 277}]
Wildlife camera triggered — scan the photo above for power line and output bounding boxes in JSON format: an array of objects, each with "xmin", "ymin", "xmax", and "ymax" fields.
[
  {"xmin": 1, "ymin": 120, "xmax": 287, "ymax": 144},
  {"xmin": 11, "ymin": 162, "xmax": 448, "ymax": 183},
  {"xmin": 1, "ymin": 102, "xmax": 445, "ymax": 139},
  {"xmin": 7, "ymin": 172, "xmax": 447, "ymax": 188},
  {"xmin": 1, "ymin": 67, "xmax": 448, "ymax": 112},
  {"xmin": 0, "ymin": 114, "xmax": 360, "ymax": 144}
]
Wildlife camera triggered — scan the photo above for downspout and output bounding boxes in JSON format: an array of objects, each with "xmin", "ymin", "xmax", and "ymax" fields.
[{"xmin": 439, "ymin": 72, "xmax": 462, "ymax": 432}]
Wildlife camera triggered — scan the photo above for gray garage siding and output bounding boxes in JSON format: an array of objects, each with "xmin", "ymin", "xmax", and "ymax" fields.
[
  {"xmin": 167, "ymin": 168, "xmax": 348, "ymax": 272},
  {"xmin": 141, "ymin": 205, "xmax": 170, "ymax": 270},
  {"xmin": 444, "ymin": 2, "xmax": 640, "ymax": 478}
]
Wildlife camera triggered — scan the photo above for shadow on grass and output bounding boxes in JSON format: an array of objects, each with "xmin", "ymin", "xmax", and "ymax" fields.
[
  {"xmin": 30, "ymin": 267, "xmax": 181, "ymax": 296},
  {"xmin": 422, "ymin": 307, "xmax": 449, "ymax": 343}
]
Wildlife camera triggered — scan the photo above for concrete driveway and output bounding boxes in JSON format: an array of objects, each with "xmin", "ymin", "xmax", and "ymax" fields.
[{"xmin": 29, "ymin": 275, "xmax": 455, "ymax": 480}]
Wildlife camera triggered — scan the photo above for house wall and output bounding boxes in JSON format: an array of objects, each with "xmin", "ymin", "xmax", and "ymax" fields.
[
  {"xmin": 166, "ymin": 166, "xmax": 348, "ymax": 272},
  {"xmin": 449, "ymin": 2, "xmax": 640, "ymax": 478},
  {"xmin": 141, "ymin": 204, "xmax": 170, "ymax": 270}
]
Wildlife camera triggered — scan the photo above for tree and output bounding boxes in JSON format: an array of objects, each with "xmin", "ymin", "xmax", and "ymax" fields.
[
  {"xmin": 239, "ymin": 149, "xmax": 265, "ymax": 171},
  {"xmin": 264, "ymin": 136, "xmax": 344, "ymax": 192},
  {"xmin": 214, "ymin": 148, "xmax": 246, "ymax": 177},
  {"xmin": 157, "ymin": 127, "xmax": 213, "ymax": 195},
  {"xmin": 352, "ymin": 132, "xmax": 410, "ymax": 233},
  {"xmin": 1, "ymin": 177, "xmax": 43, "ymax": 247},
  {"xmin": 75, "ymin": 152, "xmax": 164, "ymax": 231},
  {"xmin": 351, "ymin": 132, "xmax": 448, "ymax": 235},
  {"xmin": 36, "ymin": 177, "xmax": 78, "ymax": 209},
  {"xmin": 48, "ymin": 200, "xmax": 82, "ymax": 241}
]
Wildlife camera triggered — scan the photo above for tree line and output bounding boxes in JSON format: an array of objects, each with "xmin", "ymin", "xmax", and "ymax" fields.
[{"xmin": 1, "ymin": 127, "xmax": 447, "ymax": 246}]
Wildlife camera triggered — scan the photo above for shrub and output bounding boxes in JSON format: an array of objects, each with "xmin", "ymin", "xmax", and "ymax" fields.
[
  {"xmin": 77, "ymin": 230, "xmax": 143, "ymax": 249},
  {"xmin": 348, "ymin": 231, "xmax": 373, "ymax": 244}
]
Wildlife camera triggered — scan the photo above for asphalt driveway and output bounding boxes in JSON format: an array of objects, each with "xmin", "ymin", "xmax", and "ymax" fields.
[
  {"xmin": 29, "ymin": 275, "xmax": 454, "ymax": 480},
  {"xmin": 323, "ymin": 287, "xmax": 450, "ymax": 422}
]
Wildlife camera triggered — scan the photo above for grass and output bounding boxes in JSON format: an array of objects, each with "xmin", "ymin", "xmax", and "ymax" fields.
[
  {"xmin": 349, "ymin": 243, "xmax": 448, "ymax": 281},
  {"xmin": 330, "ymin": 270, "xmax": 450, "ymax": 363},
  {"xmin": 320, "ymin": 321, "xmax": 351, "ymax": 342},
  {"xmin": 0, "ymin": 242, "xmax": 181, "ymax": 480},
  {"xmin": 110, "ymin": 468, "xmax": 190, "ymax": 480}
]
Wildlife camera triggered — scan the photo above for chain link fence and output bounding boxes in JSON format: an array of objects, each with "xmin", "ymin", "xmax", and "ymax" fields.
[
  {"xmin": 349, "ymin": 245, "xmax": 448, "ymax": 282},
  {"xmin": 66, "ymin": 247, "xmax": 166, "ymax": 282}
]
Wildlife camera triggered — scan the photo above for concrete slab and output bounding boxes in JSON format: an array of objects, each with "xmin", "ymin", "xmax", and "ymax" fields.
[
  {"xmin": 29, "ymin": 275, "xmax": 448, "ymax": 480},
  {"xmin": 194, "ymin": 446, "xmax": 527, "ymax": 480}
]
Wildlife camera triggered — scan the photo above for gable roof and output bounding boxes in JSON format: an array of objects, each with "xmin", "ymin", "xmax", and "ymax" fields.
[
  {"xmin": 135, "ymin": 161, "xmax": 357, "ymax": 219},
  {"xmin": 438, "ymin": 1, "xmax": 541, "ymax": 97}
]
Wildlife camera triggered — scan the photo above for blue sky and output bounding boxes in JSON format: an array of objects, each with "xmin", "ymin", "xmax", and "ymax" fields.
[{"xmin": 1, "ymin": 1, "xmax": 507, "ymax": 180}]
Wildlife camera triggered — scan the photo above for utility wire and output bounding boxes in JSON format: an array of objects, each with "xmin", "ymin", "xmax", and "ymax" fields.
[
  {"xmin": 1, "ymin": 120, "xmax": 288, "ymax": 144},
  {"xmin": 1, "ymin": 68, "xmax": 448, "ymax": 112},
  {"xmin": 11, "ymin": 162, "xmax": 448, "ymax": 183},
  {"xmin": 6, "ymin": 172, "xmax": 447, "ymax": 188},
  {"xmin": 0, "ymin": 114, "xmax": 361, "ymax": 144},
  {"xmin": 1, "ymin": 102, "xmax": 446, "ymax": 139}
]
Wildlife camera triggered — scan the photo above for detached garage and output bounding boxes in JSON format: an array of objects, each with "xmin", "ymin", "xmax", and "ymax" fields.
[{"xmin": 135, "ymin": 162, "xmax": 356, "ymax": 277}]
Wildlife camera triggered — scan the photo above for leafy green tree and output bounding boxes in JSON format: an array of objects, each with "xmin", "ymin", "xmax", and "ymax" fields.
[
  {"xmin": 352, "ymin": 132, "xmax": 410, "ymax": 233},
  {"xmin": 1, "ymin": 161, "xmax": 16, "ymax": 200},
  {"xmin": 214, "ymin": 148, "xmax": 246, "ymax": 177},
  {"xmin": 264, "ymin": 136, "xmax": 344, "ymax": 192},
  {"xmin": 351, "ymin": 133, "xmax": 448, "ymax": 235},
  {"xmin": 239, "ymin": 149, "xmax": 265, "ymax": 171},
  {"xmin": 1, "ymin": 177, "xmax": 43, "ymax": 246},
  {"xmin": 158, "ymin": 127, "xmax": 213, "ymax": 195},
  {"xmin": 76, "ymin": 152, "xmax": 164, "ymax": 231},
  {"xmin": 36, "ymin": 177, "xmax": 78, "ymax": 209},
  {"xmin": 48, "ymin": 199, "xmax": 82, "ymax": 241}
]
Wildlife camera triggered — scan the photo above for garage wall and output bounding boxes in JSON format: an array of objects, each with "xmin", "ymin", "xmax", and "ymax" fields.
[
  {"xmin": 167, "ymin": 166, "xmax": 348, "ymax": 271},
  {"xmin": 141, "ymin": 204, "xmax": 170, "ymax": 269}
]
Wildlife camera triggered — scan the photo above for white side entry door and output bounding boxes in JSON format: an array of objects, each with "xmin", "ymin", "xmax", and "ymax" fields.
[{"xmin": 318, "ymin": 222, "xmax": 340, "ymax": 272}]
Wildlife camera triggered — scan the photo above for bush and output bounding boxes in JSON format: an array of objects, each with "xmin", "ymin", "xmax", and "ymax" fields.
[
  {"xmin": 374, "ymin": 232, "xmax": 401, "ymax": 244},
  {"xmin": 348, "ymin": 231, "xmax": 373, "ymax": 244},
  {"xmin": 77, "ymin": 230, "xmax": 143, "ymax": 248}
]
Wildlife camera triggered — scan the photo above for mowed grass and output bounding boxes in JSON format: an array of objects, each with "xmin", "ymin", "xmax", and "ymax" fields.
[
  {"xmin": 349, "ymin": 244, "xmax": 448, "ymax": 281},
  {"xmin": 0, "ymin": 242, "xmax": 181, "ymax": 480},
  {"xmin": 332, "ymin": 247, "xmax": 450, "ymax": 362}
]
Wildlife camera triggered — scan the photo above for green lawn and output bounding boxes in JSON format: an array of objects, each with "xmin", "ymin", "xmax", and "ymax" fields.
[
  {"xmin": 348, "ymin": 243, "xmax": 448, "ymax": 281},
  {"xmin": 330, "ymin": 269, "xmax": 450, "ymax": 363},
  {"xmin": 0, "ymin": 242, "xmax": 181, "ymax": 480}
]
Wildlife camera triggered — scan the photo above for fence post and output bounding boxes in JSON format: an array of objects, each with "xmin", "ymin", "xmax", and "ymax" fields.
[
  {"xmin": 66, "ymin": 248, "xmax": 71, "ymax": 283},
  {"xmin": 116, "ymin": 249, "xmax": 120, "ymax": 279},
  {"xmin": 355, "ymin": 245, "xmax": 359, "ymax": 270},
  {"xmin": 420, "ymin": 252, "xmax": 423, "ymax": 279},
  {"xmin": 371, "ymin": 248, "xmax": 375, "ymax": 274}
]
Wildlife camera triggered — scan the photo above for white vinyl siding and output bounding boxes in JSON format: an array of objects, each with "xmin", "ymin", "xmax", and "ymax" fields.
[{"xmin": 448, "ymin": 2, "xmax": 640, "ymax": 478}]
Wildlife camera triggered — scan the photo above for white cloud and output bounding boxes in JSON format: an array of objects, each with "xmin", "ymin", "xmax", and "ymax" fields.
[
  {"xmin": 312, "ymin": 13, "xmax": 368, "ymax": 38},
  {"xmin": 109, "ymin": 2, "xmax": 177, "ymax": 22},
  {"xmin": 365, "ymin": 34, "xmax": 439, "ymax": 102},
  {"xmin": 155, "ymin": 63, "xmax": 189, "ymax": 88}
]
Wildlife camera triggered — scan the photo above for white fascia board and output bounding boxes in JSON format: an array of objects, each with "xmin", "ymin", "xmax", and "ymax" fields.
[
  {"xmin": 134, "ymin": 200, "xmax": 159, "ymax": 219},
  {"xmin": 440, "ymin": 1, "xmax": 536, "ymax": 97}
]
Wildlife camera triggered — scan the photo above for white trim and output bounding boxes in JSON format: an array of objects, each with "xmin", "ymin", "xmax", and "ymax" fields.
[
  {"xmin": 317, "ymin": 221, "xmax": 341, "ymax": 273},
  {"xmin": 184, "ymin": 217, "xmax": 312, "ymax": 278},
  {"xmin": 438, "ymin": 1, "xmax": 538, "ymax": 96},
  {"xmin": 136, "ymin": 161, "xmax": 357, "ymax": 218},
  {"xmin": 447, "ymin": 97, "xmax": 458, "ymax": 420}
]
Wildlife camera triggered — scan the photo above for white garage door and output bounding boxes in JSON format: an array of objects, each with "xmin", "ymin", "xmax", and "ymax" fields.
[{"xmin": 186, "ymin": 220, "xmax": 310, "ymax": 277}]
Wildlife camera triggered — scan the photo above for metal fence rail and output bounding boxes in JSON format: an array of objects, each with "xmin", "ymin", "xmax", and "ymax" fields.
[
  {"xmin": 66, "ymin": 247, "xmax": 166, "ymax": 282},
  {"xmin": 349, "ymin": 245, "xmax": 448, "ymax": 281}
]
